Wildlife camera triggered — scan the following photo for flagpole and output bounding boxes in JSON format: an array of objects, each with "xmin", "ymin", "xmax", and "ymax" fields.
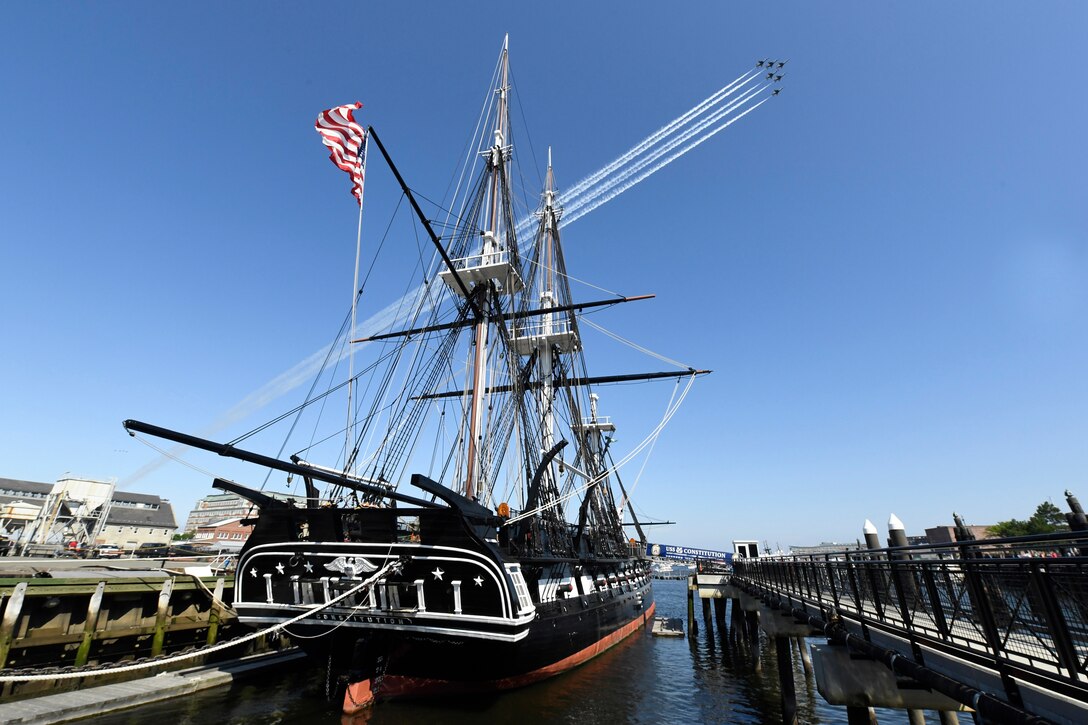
[{"xmin": 345, "ymin": 132, "xmax": 369, "ymax": 475}]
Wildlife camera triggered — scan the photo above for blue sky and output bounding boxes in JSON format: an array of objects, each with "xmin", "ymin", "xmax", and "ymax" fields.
[{"xmin": 1, "ymin": 3, "xmax": 1085, "ymax": 551}]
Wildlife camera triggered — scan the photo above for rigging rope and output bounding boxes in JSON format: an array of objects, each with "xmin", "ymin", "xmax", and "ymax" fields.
[
  {"xmin": 504, "ymin": 371, "xmax": 698, "ymax": 525},
  {"xmin": 131, "ymin": 434, "xmax": 221, "ymax": 481},
  {"xmin": 579, "ymin": 317, "xmax": 694, "ymax": 370},
  {"xmin": 619, "ymin": 377, "xmax": 682, "ymax": 514}
]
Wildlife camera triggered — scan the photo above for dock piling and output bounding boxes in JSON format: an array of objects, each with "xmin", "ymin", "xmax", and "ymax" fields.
[
  {"xmin": 775, "ymin": 635, "xmax": 798, "ymax": 724},
  {"xmin": 207, "ymin": 576, "xmax": 226, "ymax": 646},
  {"xmin": 0, "ymin": 582, "xmax": 27, "ymax": 669},
  {"xmin": 151, "ymin": 578, "xmax": 175, "ymax": 657},
  {"xmin": 74, "ymin": 581, "xmax": 106, "ymax": 666},
  {"xmin": 713, "ymin": 596, "xmax": 726, "ymax": 631},
  {"xmin": 687, "ymin": 575, "xmax": 697, "ymax": 637},
  {"xmin": 846, "ymin": 706, "xmax": 878, "ymax": 724}
]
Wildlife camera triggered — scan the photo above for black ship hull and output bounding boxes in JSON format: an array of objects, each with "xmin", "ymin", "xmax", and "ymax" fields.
[{"xmin": 231, "ymin": 504, "xmax": 654, "ymax": 710}]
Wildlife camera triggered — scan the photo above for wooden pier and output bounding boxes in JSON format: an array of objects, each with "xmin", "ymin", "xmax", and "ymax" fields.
[{"xmin": 0, "ymin": 557, "xmax": 277, "ymax": 701}]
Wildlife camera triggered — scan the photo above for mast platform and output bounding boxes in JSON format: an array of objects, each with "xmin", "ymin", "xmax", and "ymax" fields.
[
  {"xmin": 439, "ymin": 249, "xmax": 524, "ymax": 296},
  {"xmin": 511, "ymin": 318, "xmax": 580, "ymax": 355}
]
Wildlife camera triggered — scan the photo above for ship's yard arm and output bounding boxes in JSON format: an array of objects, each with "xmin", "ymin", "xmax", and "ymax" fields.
[{"xmin": 122, "ymin": 419, "xmax": 439, "ymax": 509}]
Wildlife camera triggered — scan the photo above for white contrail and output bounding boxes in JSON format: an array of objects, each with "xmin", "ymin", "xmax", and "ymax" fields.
[
  {"xmin": 512, "ymin": 71, "xmax": 760, "ymax": 241},
  {"xmin": 123, "ymin": 283, "xmax": 432, "ymax": 485},
  {"xmin": 562, "ymin": 97, "xmax": 771, "ymax": 227},
  {"xmin": 125, "ymin": 72, "xmax": 778, "ymax": 485},
  {"xmin": 560, "ymin": 70, "xmax": 761, "ymax": 201},
  {"xmin": 563, "ymin": 84, "xmax": 768, "ymax": 219}
]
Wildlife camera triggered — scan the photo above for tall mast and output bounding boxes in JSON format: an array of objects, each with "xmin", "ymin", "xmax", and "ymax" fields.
[
  {"xmin": 441, "ymin": 35, "xmax": 517, "ymax": 502},
  {"xmin": 508, "ymin": 147, "xmax": 580, "ymax": 536},
  {"xmin": 539, "ymin": 148, "xmax": 558, "ymax": 459}
]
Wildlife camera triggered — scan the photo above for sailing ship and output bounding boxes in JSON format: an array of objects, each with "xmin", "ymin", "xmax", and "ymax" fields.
[{"xmin": 125, "ymin": 38, "xmax": 706, "ymax": 712}]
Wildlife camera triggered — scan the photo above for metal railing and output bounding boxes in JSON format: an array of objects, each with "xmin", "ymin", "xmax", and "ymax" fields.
[{"xmin": 731, "ymin": 531, "xmax": 1088, "ymax": 705}]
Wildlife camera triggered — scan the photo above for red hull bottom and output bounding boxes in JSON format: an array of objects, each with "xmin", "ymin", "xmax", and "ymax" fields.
[{"xmin": 343, "ymin": 600, "xmax": 656, "ymax": 715}]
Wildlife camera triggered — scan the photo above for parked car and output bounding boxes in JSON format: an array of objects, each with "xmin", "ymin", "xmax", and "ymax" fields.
[
  {"xmin": 168, "ymin": 543, "xmax": 206, "ymax": 557},
  {"xmin": 93, "ymin": 544, "xmax": 124, "ymax": 559},
  {"xmin": 134, "ymin": 542, "xmax": 170, "ymax": 558}
]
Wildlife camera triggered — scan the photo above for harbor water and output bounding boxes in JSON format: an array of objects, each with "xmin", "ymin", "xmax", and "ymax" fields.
[{"xmin": 92, "ymin": 578, "xmax": 901, "ymax": 724}]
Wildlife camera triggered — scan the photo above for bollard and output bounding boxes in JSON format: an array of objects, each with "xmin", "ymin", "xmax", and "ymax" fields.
[
  {"xmin": 887, "ymin": 513, "xmax": 909, "ymax": 549},
  {"xmin": 1065, "ymin": 489, "xmax": 1087, "ymax": 531},
  {"xmin": 861, "ymin": 519, "xmax": 888, "ymax": 618},
  {"xmin": 888, "ymin": 515, "xmax": 925, "ymax": 725},
  {"xmin": 887, "ymin": 514, "xmax": 919, "ymax": 600},
  {"xmin": 863, "ymin": 519, "xmax": 881, "ymax": 552},
  {"xmin": 952, "ymin": 513, "xmax": 974, "ymax": 542}
]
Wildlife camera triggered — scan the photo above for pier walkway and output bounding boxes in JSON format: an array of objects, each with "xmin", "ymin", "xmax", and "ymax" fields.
[
  {"xmin": 0, "ymin": 649, "xmax": 304, "ymax": 724},
  {"xmin": 728, "ymin": 531, "xmax": 1088, "ymax": 724}
]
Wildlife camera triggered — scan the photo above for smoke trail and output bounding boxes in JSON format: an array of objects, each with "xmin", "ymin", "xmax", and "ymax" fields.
[
  {"xmin": 511, "ymin": 74, "xmax": 760, "ymax": 240},
  {"xmin": 124, "ymin": 283, "xmax": 431, "ymax": 485},
  {"xmin": 560, "ymin": 70, "xmax": 760, "ymax": 201},
  {"xmin": 561, "ymin": 97, "xmax": 771, "ymax": 227},
  {"xmin": 563, "ymin": 84, "xmax": 768, "ymax": 219},
  {"xmin": 125, "ymin": 73, "xmax": 777, "ymax": 485}
]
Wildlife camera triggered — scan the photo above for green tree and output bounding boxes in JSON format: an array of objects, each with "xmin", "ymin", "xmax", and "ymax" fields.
[
  {"xmin": 172, "ymin": 531, "xmax": 194, "ymax": 541},
  {"xmin": 988, "ymin": 501, "xmax": 1069, "ymax": 538}
]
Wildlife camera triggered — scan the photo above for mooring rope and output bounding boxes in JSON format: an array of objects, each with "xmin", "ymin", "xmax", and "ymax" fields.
[{"xmin": 0, "ymin": 560, "xmax": 399, "ymax": 683}]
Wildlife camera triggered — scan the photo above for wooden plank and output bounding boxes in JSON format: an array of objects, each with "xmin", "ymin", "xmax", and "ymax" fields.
[{"xmin": 206, "ymin": 576, "xmax": 225, "ymax": 646}]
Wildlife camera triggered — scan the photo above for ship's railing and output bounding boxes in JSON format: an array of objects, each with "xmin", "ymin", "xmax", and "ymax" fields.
[
  {"xmin": 448, "ymin": 249, "xmax": 513, "ymax": 271},
  {"xmin": 731, "ymin": 531, "xmax": 1088, "ymax": 699},
  {"xmin": 513, "ymin": 318, "xmax": 573, "ymax": 340}
]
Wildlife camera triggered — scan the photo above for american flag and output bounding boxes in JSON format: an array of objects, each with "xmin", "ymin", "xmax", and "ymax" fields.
[{"xmin": 315, "ymin": 102, "xmax": 367, "ymax": 204}]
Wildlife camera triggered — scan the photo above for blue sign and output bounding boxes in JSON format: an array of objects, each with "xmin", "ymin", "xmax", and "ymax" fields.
[{"xmin": 647, "ymin": 543, "xmax": 732, "ymax": 563}]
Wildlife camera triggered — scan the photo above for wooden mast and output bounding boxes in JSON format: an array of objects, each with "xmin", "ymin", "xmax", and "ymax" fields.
[
  {"xmin": 464, "ymin": 34, "xmax": 510, "ymax": 501},
  {"xmin": 539, "ymin": 148, "xmax": 558, "ymax": 488}
]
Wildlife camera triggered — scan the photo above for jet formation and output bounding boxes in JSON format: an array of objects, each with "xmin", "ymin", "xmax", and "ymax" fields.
[{"xmin": 757, "ymin": 59, "xmax": 787, "ymax": 95}]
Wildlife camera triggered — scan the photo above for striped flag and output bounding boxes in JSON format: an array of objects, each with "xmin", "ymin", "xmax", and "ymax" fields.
[{"xmin": 316, "ymin": 102, "xmax": 367, "ymax": 204}]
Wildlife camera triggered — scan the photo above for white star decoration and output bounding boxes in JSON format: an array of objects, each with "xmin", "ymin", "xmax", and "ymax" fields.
[
  {"xmin": 275, "ymin": 562, "xmax": 285, "ymax": 575},
  {"xmin": 249, "ymin": 568, "xmax": 258, "ymax": 578},
  {"xmin": 303, "ymin": 561, "xmax": 314, "ymax": 573},
  {"xmin": 473, "ymin": 576, "xmax": 484, "ymax": 587},
  {"xmin": 432, "ymin": 567, "xmax": 445, "ymax": 581}
]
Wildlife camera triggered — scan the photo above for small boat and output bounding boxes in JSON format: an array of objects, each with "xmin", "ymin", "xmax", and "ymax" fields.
[
  {"xmin": 652, "ymin": 616, "xmax": 685, "ymax": 637},
  {"xmin": 126, "ymin": 36, "xmax": 707, "ymax": 713}
]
